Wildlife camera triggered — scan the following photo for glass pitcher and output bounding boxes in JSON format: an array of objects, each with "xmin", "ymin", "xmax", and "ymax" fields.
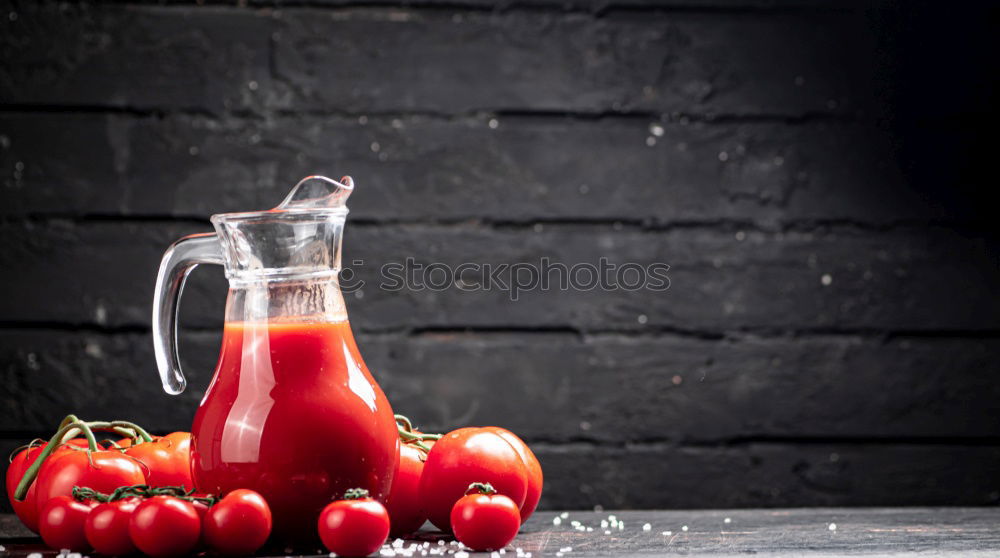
[{"xmin": 151, "ymin": 176, "xmax": 399, "ymax": 539}]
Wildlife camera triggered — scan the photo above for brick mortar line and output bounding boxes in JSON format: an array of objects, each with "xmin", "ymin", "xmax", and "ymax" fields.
[
  {"xmin": 77, "ymin": 1, "xmax": 862, "ymax": 17},
  {"xmin": 1, "ymin": 322, "xmax": 999, "ymax": 342},
  {"xmin": 4, "ymin": 215, "xmax": 990, "ymax": 236},
  {"xmin": 0, "ymin": 104, "xmax": 861, "ymax": 125}
]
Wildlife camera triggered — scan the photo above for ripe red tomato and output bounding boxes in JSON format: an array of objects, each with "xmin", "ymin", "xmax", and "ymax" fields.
[
  {"xmin": 483, "ymin": 427, "xmax": 543, "ymax": 522},
  {"xmin": 6, "ymin": 441, "xmax": 88, "ymax": 533},
  {"xmin": 418, "ymin": 427, "xmax": 528, "ymax": 532},
  {"xmin": 129, "ymin": 496, "xmax": 201, "ymax": 557},
  {"xmin": 387, "ymin": 444, "xmax": 427, "ymax": 536},
  {"xmin": 6, "ymin": 444, "xmax": 46, "ymax": 532},
  {"xmin": 38, "ymin": 495, "xmax": 93, "ymax": 552},
  {"xmin": 451, "ymin": 484, "xmax": 521, "ymax": 551},
  {"xmin": 34, "ymin": 450, "xmax": 146, "ymax": 515},
  {"xmin": 203, "ymin": 489, "xmax": 273, "ymax": 556},
  {"xmin": 125, "ymin": 433, "xmax": 193, "ymax": 489},
  {"xmin": 318, "ymin": 489, "xmax": 390, "ymax": 557},
  {"xmin": 85, "ymin": 499, "xmax": 139, "ymax": 555}
]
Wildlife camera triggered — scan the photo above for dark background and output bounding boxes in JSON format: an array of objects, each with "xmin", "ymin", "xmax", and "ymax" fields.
[{"xmin": 1, "ymin": 0, "xmax": 999, "ymax": 512}]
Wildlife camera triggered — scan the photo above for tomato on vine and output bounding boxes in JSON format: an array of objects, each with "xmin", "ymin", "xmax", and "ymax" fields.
[
  {"xmin": 38, "ymin": 495, "xmax": 94, "ymax": 552},
  {"xmin": 387, "ymin": 443, "xmax": 428, "ymax": 537},
  {"xmin": 387, "ymin": 415, "xmax": 440, "ymax": 537},
  {"xmin": 451, "ymin": 482, "xmax": 521, "ymax": 551},
  {"xmin": 129, "ymin": 496, "xmax": 202, "ymax": 557},
  {"xmin": 124, "ymin": 432, "xmax": 193, "ymax": 489},
  {"xmin": 318, "ymin": 488, "xmax": 390, "ymax": 557},
  {"xmin": 419, "ymin": 427, "xmax": 528, "ymax": 532},
  {"xmin": 34, "ymin": 450, "xmax": 146, "ymax": 515},
  {"xmin": 203, "ymin": 489, "xmax": 273, "ymax": 555},
  {"xmin": 85, "ymin": 498, "xmax": 140, "ymax": 555}
]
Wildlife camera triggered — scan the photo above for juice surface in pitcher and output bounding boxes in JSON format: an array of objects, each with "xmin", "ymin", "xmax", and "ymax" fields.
[{"xmin": 191, "ymin": 319, "xmax": 399, "ymax": 539}]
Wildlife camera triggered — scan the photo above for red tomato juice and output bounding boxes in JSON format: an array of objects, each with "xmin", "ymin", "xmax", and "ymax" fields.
[{"xmin": 191, "ymin": 320, "xmax": 399, "ymax": 541}]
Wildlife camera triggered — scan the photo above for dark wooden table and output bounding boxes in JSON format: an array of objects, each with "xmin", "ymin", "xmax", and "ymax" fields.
[{"xmin": 2, "ymin": 508, "xmax": 998, "ymax": 557}]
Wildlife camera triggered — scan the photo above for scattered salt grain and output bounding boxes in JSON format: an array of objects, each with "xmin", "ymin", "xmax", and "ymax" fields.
[
  {"xmin": 553, "ymin": 516, "xmax": 562, "ymax": 525},
  {"xmin": 394, "ymin": 539, "xmax": 405, "ymax": 548},
  {"xmin": 586, "ymin": 527, "xmax": 594, "ymax": 532},
  {"xmin": 600, "ymin": 520, "xmax": 608, "ymax": 528},
  {"xmin": 28, "ymin": 553, "xmax": 43, "ymax": 558},
  {"xmin": 662, "ymin": 531, "xmax": 672, "ymax": 536},
  {"xmin": 642, "ymin": 523, "xmax": 651, "ymax": 531},
  {"xmin": 381, "ymin": 550, "xmax": 397, "ymax": 557},
  {"xmin": 490, "ymin": 553, "xmax": 500, "ymax": 558},
  {"xmin": 560, "ymin": 512, "xmax": 569, "ymax": 519},
  {"xmin": 604, "ymin": 530, "xmax": 611, "ymax": 535},
  {"xmin": 724, "ymin": 517, "xmax": 732, "ymax": 524},
  {"xmin": 455, "ymin": 552, "xmax": 469, "ymax": 558},
  {"xmin": 438, "ymin": 541, "xmax": 445, "ymax": 546},
  {"xmin": 829, "ymin": 523, "xmax": 837, "ymax": 531},
  {"xmin": 682, "ymin": 525, "xmax": 689, "ymax": 532},
  {"xmin": 559, "ymin": 547, "xmax": 572, "ymax": 553}
]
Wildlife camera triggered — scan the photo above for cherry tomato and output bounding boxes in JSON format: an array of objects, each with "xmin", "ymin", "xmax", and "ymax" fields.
[
  {"xmin": 387, "ymin": 443, "xmax": 427, "ymax": 537},
  {"xmin": 85, "ymin": 498, "xmax": 139, "ymax": 556},
  {"xmin": 34, "ymin": 450, "xmax": 146, "ymax": 515},
  {"xmin": 125, "ymin": 433, "xmax": 193, "ymax": 489},
  {"xmin": 203, "ymin": 489, "xmax": 273, "ymax": 555},
  {"xmin": 129, "ymin": 496, "xmax": 201, "ymax": 557},
  {"xmin": 318, "ymin": 489, "xmax": 390, "ymax": 557},
  {"xmin": 418, "ymin": 427, "xmax": 528, "ymax": 532},
  {"xmin": 39, "ymin": 495, "xmax": 93, "ymax": 552},
  {"xmin": 450, "ymin": 483, "xmax": 520, "ymax": 551},
  {"xmin": 483, "ymin": 427, "xmax": 543, "ymax": 522}
]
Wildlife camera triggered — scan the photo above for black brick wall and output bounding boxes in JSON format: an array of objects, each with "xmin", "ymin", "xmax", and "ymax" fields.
[{"xmin": 2, "ymin": 0, "xmax": 999, "ymax": 511}]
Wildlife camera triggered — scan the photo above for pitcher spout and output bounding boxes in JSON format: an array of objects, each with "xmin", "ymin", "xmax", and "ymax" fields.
[{"xmin": 277, "ymin": 175, "xmax": 354, "ymax": 210}]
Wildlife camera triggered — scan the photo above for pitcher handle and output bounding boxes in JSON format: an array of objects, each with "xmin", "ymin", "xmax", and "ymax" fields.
[{"xmin": 152, "ymin": 233, "xmax": 224, "ymax": 395}]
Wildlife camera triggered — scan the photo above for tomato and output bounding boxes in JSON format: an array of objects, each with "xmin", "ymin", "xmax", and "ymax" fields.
[
  {"xmin": 387, "ymin": 444, "xmax": 427, "ymax": 537},
  {"xmin": 34, "ymin": 450, "xmax": 146, "ymax": 515},
  {"xmin": 6, "ymin": 444, "xmax": 46, "ymax": 533},
  {"xmin": 129, "ymin": 496, "xmax": 201, "ymax": 557},
  {"xmin": 483, "ymin": 426, "xmax": 543, "ymax": 522},
  {"xmin": 85, "ymin": 499, "xmax": 139, "ymax": 556},
  {"xmin": 125, "ymin": 433, "xmax": 193, "ymax": 489},
  {"xmin": 203, "ymin": 489, "xmax": 273, "ymax": 556},
  {"xmin": 451, "ymin": 483, "xmax": 521, "ymax": 551},
  {"xmin": 318, "ymin": 489, "xmax": 390, "ymax": 557},
  {"xmin": 418, "ymin": 427, "xmax": 528, "ymax": 532},
  {"xmin": 38, "ymin": 495, "xmax": 93, "ymax": 552}
]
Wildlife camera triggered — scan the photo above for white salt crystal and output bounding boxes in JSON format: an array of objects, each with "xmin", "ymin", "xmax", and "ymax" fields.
[
  {"xmin": 553, "ymin": 516, "xmax": 562, "ymax": 525},
  {"xmin": 829, "ymin": 523, "xmax": 837, "ymax": 531},
  {"xmin": 560, "ymin": 512, "xmax": 569, "ymax": 519},
  {"xmin": 642, "ymin": 523, "xmax": 651, "ymax": 531},
  {"xmin": 662, "ymin": 531, "xmax": 672, "ymax": 536},
  {"xmin": 724, "ymin": 517, "xmax": 732, "ymax": 524},
  {"xmin": 682, "ymin": 525, "xmax": 689, "ymax": 532}
]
